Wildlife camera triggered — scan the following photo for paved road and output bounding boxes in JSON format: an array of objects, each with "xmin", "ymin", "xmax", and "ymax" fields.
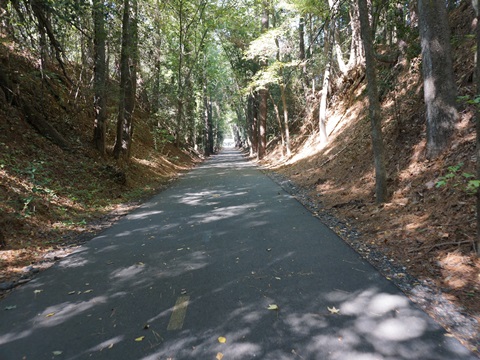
[{"xmin": 0, "ymin": 149, "xmax": 476, "ymax": 359}]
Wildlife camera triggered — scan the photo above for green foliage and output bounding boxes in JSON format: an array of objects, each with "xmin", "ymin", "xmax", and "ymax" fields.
[
  {"xmin": 435, "ymin": 162, "xmax": 480, "ymax": 195},
  {"xmin": 458, "ymin": 95, "xmax": 480, "ymax": 107},
  {"xmin": 153, "ymin": 127, "xmax": 175, "ymax": 152},
  {"xmin": 15, "ymin": 161, "xmax": 55, "ymax": 217}
]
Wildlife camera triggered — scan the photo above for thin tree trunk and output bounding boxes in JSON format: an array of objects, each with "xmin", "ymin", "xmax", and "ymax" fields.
[
  {"xmin": 299, "ymin": 15, "xmax": 309, "ymax": 89},
  {"xmin": 251, "ymin": 94, "xmax": 259, "ymax": 156},
  {"xmin": 92, "ymin": 0, "xmax": 107, "ymax": 154},
  {"xmin": 269, "ymin": 93, "xmax": 285, "ymax": 157},
  {"xmin": 473, "ymin": 0, "xmax": 480, "ymax": 255},
  {"xmin": 358, "ymin": 0, "xmax": 387, "ymax": 203},
  {"xmin": 280, "ymin": 84, "xmax": 291, "ymax": 157},
  {"xmin": 329, "ymin": 0, "xmax": 348, "ymax": 74},
  {"xmin": 319, "ymin": 18, "xmax": 334, "ymax": 144},
  {"xmin": 114, "ymin": 0, "xmax": 137, "ymax": 160},
  {"xmin": 257, "ymin": 0, "xmax": 269, "ymax": 160},
  {"xmin": 208, "ymin": 99, "xmax": 214, "ymax": 154},
  {"xmin": 258, "ymin": 88, "xmax": 268, "ymax": 159}
]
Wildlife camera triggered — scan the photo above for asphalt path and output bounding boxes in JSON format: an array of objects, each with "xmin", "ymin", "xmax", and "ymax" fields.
[{"xmin": 0, "ymin": 149, "xmax": 476, "ymax": 359}]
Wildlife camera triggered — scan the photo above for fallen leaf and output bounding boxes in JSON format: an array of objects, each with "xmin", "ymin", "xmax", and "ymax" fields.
[
  {"xmin": 218, "ymin": 336, "xmax": 226, "ymax": 343},
  {"xmin": 275, "ymin": 277, "xmax": 281, "ymax": 280},
  {"xmin": 84, "ymin": 289, "xmax": 93, "ymax": 293},
  {"xmin": 108, "ymin": 343, "xmax": 114, "ymax": 349},
  {"xmin": 267, "ymin": 304, "xmax": 279, "ymax": 310},
  {"xmin": 4, "ymin": 305, "xmax": 16, "ymax": 310},
  {"xmin": 52, "ymin": 351, "xmax": 63, "ymax": 356},
  {"xmin": 216, "ymin": 352, "xmax": 224, "ymax": 360},
  {"xmin": 327, "ymin": 306, "xmax": 340, "ymax": 314},
  {"xmin": 45, "ymin": 312, "xmax": 55, "ymax": 317},
  {"xmin": 135, "ymin": 336, "xmax": 145, "ymax": 342},
  {"xmin": 34, "ymin": 289, "xmax": 43, "ymax": 294},
  {"xmin": 67, "ymin": 291, "xmax": 76, "ymax": 295}
]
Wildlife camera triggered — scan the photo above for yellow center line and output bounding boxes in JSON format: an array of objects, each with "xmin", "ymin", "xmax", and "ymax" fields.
[{"xmin": 167, "ymin": 295, "xmax": 190, "ymax": 331}]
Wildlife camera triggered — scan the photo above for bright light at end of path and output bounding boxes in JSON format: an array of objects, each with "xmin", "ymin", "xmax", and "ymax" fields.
[{"xmin": 223, "ymin": 138, "xmax": 234, "ymax": 148}]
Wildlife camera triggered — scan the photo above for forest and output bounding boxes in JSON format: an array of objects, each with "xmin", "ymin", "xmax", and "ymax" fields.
[{"xmin": 0, "ymin": 0, "xmax": 479, "ymax": 352}]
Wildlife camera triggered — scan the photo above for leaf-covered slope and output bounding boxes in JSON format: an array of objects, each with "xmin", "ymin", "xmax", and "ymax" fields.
[{"xmin": 0, "ymin": 39, "xmax": 198, "ymax": 286}]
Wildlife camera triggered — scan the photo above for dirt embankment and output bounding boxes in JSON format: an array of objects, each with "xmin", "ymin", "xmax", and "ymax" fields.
[{"xmin": 0, "ymin": 39, "xmax": 199, "ymax": 295}]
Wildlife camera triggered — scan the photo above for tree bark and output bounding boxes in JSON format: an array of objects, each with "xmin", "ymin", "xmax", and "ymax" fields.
[
  {"xmin": 348, "ymin": 0, "xmax": 364, "ymax": 69},
  {"xmin": 358, "ymin": 0, "xmax": 387, "ymax": 203},
  {"xmin": 299, "ymin": 15, "xmax": 309, "ymax": 89},
  {"xmin": 257, "ymin": 87, "xmax": 268, "ymax": 159},
  {"xmin": 247, "ymin": 93, "xmax": 258, "ymax": 157},
  {"xmin": 473, "ymin": 0, "xmax": 480, "ymax": 255},
  {"xmin": 280, "ymin": 84, "xmax": 291, "ymax": 157},
  {"xmin": 418, "ymin": 0, "xmax": 458, "ymax": 158},
  {"xmin": 92, "ymin": 0, "xmax": 107, "ymax": 155},
  {"xmin": 269, "ymin": 92, "xmax": 285, "ymax": 157},
  {"xmin": 257, "ymin": 0, "xmax": 269, "ymax": 160},
  {"xmin": 319, "ymin": 13, "xmax": 335, "ymax": 144},
  {"xmin": 114, "ymin": 0, "xmax": 137, "ymax": 160}
]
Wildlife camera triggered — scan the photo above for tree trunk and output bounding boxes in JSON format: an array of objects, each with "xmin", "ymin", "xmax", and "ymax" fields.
[
  {"xmin": 358, "ymin": 0, "xmax": 387, "ymax": 203},
  {"xmin": 257, "ymin": 0, "xmax": 269, "ymax": 160},
  {"xmin": 257, "ymin": 88, "xmax": 268, "ymax": 159},
  {"xmin": 208, "ymin": 99, "xmax": 214, "ymax": 154},
  {"xmin": 330, "ymin": 0, "xmax": 348, "ymax": 75},
  {"xmin": 203, "ymin": 78, "xmax": 210, "ymax": 156},
  {"xmin": 92, "ymin": 0, "xmax": 107, "ymax": 155},
  {"xmin": 418, "ymin": 0, "xmax": 458, "ymax": 158},
  {"xmin": 299, "ymin": 15, "xmax": 309, "ymax": 89},
  {"xmin": 114, "ymin": 0, "xmax": 137, "ymax": 160},
  {"xmin": 247, "ymin": 94, "xmax": 258, "ymax": 156},
  {"xmin": 269, "ymin": 93, "xmax": 285, "ymax": 157},
  {"xmin": 348, "ymin": 0, "xmax": 364, "ymax": 69},
  {"xmin": 319, "ymin": 16, "xmax": 335, "ymax": 144},
  {"xmin": 473, "ymin": 0, "xmax": 480, "ymax": 255},
  {"xmin": 280, "ymin": 84, "xmax": 291, "ymax": 157}
]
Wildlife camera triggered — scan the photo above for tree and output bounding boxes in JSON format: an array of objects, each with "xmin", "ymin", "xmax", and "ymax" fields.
[
  {"xmin": 114, "ymin": 0, "xmax": 138, "ymax": 160},
  {"xmin": 92, "ymin": 0, "xmax": 107, "ymax": 154},
  {"xmin": 473, "ymin": 0, "xmax": 480, "ymax": 255},
  {"xmin": 358, "ymin": 0, "xmax": 387, "ymax": 203},
  {"xmin": 417, "ymin": 0, "xmax": 458, "ymax": 158},
  {"xmin": 257, "ymin": 0, "xmax": 270, "ymax": 160}
]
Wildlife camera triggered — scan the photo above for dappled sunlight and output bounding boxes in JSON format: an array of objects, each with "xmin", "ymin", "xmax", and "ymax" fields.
[
  {"xmin": 86, "ymin": 335, "xmax": 126, "ymax": 352},
  {"xmin": 371, "ymin": 316, "xmax": 427, "ymax": 341},
  {"xmin": 37, "ymin": 297, "xmax": 108, "ymax": 327},
  {"xmin": 111, "ymin": 264, "xmax": 146, "ymax": 281},
  {"xmin": 0, "ymin": 149, "xmax": 475, "ymax": 359},
  {"xmin": 57, "ymin": 253, "xmax": 90, "ymax": 269},
  {"xmin": 190, "ymin": 204, "xmax": 260, "ymax": 224},
  {"xmin": 177, "ymin": 190, "xmax": 251, "ymax": 207},
  {"xmin": 284, "ymin": 312, "xmax": 329, "ymax": 335},
  {"xmin": 0, "ymin": 329, "xmax": 32, "ymax": 346},
  {"xmin": 127, "ymin": 210, "xmax": 164, "ymax": 220}
]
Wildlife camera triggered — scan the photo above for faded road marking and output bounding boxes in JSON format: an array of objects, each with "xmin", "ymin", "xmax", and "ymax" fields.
[{"xmin": 167, "ymin": 296, "xmax": 190, "ymax": 331}]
